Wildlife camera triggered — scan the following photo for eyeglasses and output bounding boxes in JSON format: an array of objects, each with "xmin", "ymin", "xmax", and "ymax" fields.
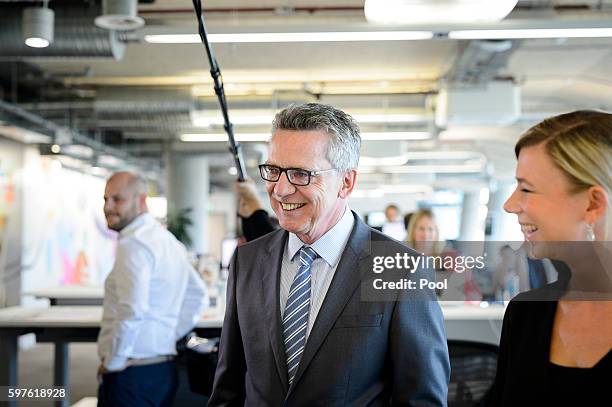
[{"xmin": 259, "ymin": 164, "xmax": 338, "ymax": 186}]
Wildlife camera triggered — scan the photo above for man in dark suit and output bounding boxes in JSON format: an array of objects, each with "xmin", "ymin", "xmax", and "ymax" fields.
[{"xmin": 209, "ymin": 103, "xmax": 450, "ymax": 406}]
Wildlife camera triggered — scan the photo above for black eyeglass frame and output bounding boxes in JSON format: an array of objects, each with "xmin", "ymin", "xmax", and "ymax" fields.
[{"xmin": 258, "ymin": 164, "xmax": 338, "ymax": 186}]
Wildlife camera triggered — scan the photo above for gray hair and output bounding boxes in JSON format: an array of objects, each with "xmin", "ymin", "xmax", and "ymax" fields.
[{"xmin": 271, "ymin": 103, "xmax": 361, "ymax": 171}]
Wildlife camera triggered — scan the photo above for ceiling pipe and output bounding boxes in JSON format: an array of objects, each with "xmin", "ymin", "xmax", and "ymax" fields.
[{"xmin": 0, "ymin": 5, "xmax": 126, "ymax": 59}]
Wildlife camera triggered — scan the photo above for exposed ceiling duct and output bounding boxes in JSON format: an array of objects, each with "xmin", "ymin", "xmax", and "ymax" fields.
[
  {"xmin": 0, "ymin": 5, "xmax": 126, "ymax": 59},
  {"xmin": 446, "ymin": 39, "xmax": 520, "ymax": 84}
]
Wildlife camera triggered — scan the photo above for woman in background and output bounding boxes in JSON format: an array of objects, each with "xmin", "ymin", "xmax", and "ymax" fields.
[
  {"xmin": 406, "ymin": 209, "xmax": 481, "ymax": 299},
  {"xmin": 406, "ymin": 209, "xmax": 443, "ymax": 257},
  {"xmin": 489, "ymin": 110, "xmax": 612, "ymax": 405}
]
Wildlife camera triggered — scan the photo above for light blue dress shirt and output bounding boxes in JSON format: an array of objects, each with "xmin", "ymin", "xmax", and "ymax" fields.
[{"xmin": 280, "ymin": 207, "xmax": 355, "ymax": 339}]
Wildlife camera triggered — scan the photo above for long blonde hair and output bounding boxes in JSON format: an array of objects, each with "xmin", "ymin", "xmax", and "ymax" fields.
[
  {"xmin": 516, "ymin": 110, "xmax": 612, "ymax": 239},
  {"xmin": 406, "ymin": 209, "xmax": 443, "ymax": 255}
]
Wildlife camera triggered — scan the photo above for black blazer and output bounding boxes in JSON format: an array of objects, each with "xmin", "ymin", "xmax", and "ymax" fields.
[
  {"xmin": 487, "ymin": 271, "xmax": 609, "ymax": 406},
  {"xmin": 209, "ymin": 212, "xmax": 450, "ymax": 406}
]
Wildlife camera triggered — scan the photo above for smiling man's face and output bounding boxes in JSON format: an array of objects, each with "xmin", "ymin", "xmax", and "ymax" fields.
[
  {"xmin": 265, "ymin": 129, "xmax": 347, "ymax": 244},
  {"xmin": 103, "ymin": 173, "xmax": 145, "ymax": 232}
]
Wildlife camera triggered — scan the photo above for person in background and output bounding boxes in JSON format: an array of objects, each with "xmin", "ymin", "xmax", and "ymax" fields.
[
  {"xmin": 98, "ymin": 171, "xmax": 208, "ymax": 407},
  {"xmin": 381, "ymin": 203, "xmax": 407, "ymax": 240},
  {"xmin": 407, "ymin": 208, "xmax": 482, "ymax": 300},
  {"xmin": 406, "ymin": 208, "xmax": 442, "ymax": 257},
  {"xmin": 235, "ymin": 179, "xmax": 276, "ymax": 241},
  {"xmin": 492, "ymin": 245, "xmax": 520, "ymax": 300},
  {"xmin": 493, "ymin": 244, "xmax": 558, "ymax": 300},
  {"xmin": 489, "ymin": 110, "xmax": 612, "ymax": 405},
  {"xmin": 403, "ymin": 212, "xmax": 414, "ymax": 233},
  {"xmin": 209, "ymin": 103, "xmax": 449, "ymax": 406},
  {"xmin": 384, "ymin": 204, "xmax": 400, "ymax": 223}
]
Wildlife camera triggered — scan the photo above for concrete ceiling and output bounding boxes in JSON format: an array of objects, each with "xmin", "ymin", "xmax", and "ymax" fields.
[{"xmin": 1, "ymin": 0, "xmax": 611, "ymax": 192}]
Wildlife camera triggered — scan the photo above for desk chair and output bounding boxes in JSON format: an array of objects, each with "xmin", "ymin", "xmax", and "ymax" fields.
[{"xmin": 448, "ymin": 340, "xmax": 499, "ymax": 407}]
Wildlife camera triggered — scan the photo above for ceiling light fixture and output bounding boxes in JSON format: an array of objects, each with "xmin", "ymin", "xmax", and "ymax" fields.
[
  {"xmin": 383, "ymin": 164, "xmax": 484, "ymax": 174},
  {"xmin": 360, "ymin": 132, "xmax": 430, "ymax": 141},
  {"xmin": 181, "ymin": 131, "xmax": 430, "ymax": 143},
  {"xmin": 364, "ymin": 0, "xmax": 517, "ymax": 24},
  {"xmin": 22, "ymin": 5, "xmax": 54, "ymax": 48},
  {"xmin": 95, "ymin": 0, "xmax": 145, "ymax": 31},
  {"xmin": 144, "ymin": 30, "xmax": 433, "ymax": 44},
  {"xmin": 449, "ymin": 27, "xmax": 612, "ymax": 39},
  {"xmin": 191, "ymin": 112, "xmax": 428, "ymax": 127}
]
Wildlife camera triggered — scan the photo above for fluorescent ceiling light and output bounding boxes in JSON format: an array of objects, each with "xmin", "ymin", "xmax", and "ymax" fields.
[
  {"xmin": 181, "ymin": 132, "xmax": 430, "ymax": 143},
  {"xmin": 191, "ymin": 114, "xmax": 273, "ymax": 127},
  {"xmin": 360, "ymin": 156, "xmax": 408, "ymax": 167},
  {"xmin": 449, "ymin": 28, "xmax": 612, "ymax": 40},
  {"xmin": 365, "ymin": 0, "xmax": 517, "ymax": 24},
  {"xmin": 181, "ymin": 133, "xmax": 270, "ymax": 142},
  {"xmin": 191, "ymin": 112, "xmax": 427, "ymax": 127},
  {"xmin": 361, "ymin": 132, "xmax": 430, "ymax": 141},
  {"xmin": 383, "ymin": 164, "xmax": 484, "ymax": 174},
  {"xmin": 405, "ymin": 151, "xmax": 486, "ymax": 161},
  {"xmin": 144, "ymin": 31, "xmax": 433, "ymax": 44},
  {"xmin": 351, "ymin": 184, "xmax": 433, "ymax": 198},
  {"xmin": 353, "ymin": 114, "xmax": 427, "ymax": 124},
  {"xmin": 360, "ymin": 151, "xmax": 483, "ymax": 167},
  {"xmin": 350, "ymin": 189, "xmax": 385, "ymax": 199},
  {"xmin": 0, "ymin": 125, "xmax": 52, "ymax": 144}
]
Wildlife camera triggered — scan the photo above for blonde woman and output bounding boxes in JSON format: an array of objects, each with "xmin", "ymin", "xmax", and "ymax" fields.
[
  {"xmin": 406, "ymin": 209, "xmax": 443, "ymax": 257},
  {"xmin": 406, "ymin": 209, "xmax": 482, "ymax": 299},
  {"xmin": 489, "ymin": 110, "xmax": 612, "ymax": 406}
]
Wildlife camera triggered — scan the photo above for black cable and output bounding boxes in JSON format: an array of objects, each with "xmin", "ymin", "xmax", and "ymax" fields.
[{"xmin": 191, "ymin": 0, "xmax": 247, "ymax": 181}]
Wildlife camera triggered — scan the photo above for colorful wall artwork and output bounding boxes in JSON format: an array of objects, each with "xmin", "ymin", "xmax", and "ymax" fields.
[{"xmin": 21, "ymin": 151, "xmax": 117, "ymax": 290}]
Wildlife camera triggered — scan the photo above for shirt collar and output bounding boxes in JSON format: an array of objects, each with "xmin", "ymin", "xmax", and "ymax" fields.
[
  {"xmin": 119, "ymin": 212, "xmax": 152, "ymax": 237},
  {"xmin": 287, "ymin": 206, "xmax": 355, "ymax": 268}
]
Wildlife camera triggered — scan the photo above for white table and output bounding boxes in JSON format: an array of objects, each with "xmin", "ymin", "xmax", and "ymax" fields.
[
  {"xmin": 24, "ymin": 286, "xmax": 105, "ymax": 306},
  {"xmin": 0, "ymin": 306, "xmax": 222, "ymax": 407},
  {"xmin": 441, "ymin": 302, "xmax": 505, "ymax": 345},
  {"xmin": 0, "ymin": 303, "xmax": 504, "ymax": 406}
]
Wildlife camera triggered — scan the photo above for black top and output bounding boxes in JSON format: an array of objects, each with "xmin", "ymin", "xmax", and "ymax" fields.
[
  {"xmin": 487, "ymin": 276, "xmax": 611, "ymax": 406},
  {"xmin": 546, "ymin": 351, "xmax": 611, "ymax": 406},
  {"xmin": 241, "ymin": 209, "xmax": 276, "ymax": 242}
]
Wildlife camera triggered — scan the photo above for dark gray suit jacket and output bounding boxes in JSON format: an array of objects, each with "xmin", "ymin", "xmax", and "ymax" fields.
[{"xmin": 209, "ymin": 212, "xmax": 450, "ymax": 406}]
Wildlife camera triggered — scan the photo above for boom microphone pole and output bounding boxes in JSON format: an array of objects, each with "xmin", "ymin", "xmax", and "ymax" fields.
[{"xmin": 191, "ymin": 0, "xmax": 247, "ymax": 181}]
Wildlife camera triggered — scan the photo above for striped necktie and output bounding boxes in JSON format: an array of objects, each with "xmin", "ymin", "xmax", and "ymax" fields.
[{"xmin": 283, "ymin": 246, "xmax": 317, "ymax": 386}]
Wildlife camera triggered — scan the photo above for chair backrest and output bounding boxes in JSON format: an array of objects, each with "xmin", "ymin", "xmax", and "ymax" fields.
[{"xmin": 448, "ymin": 339, "xmax": 499, "ymax": 407}]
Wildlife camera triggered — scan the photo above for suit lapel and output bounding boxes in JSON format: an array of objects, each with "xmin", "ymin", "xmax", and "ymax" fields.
[
  {"xmin": 260, "ymin": 230, "xmax": 290, "ymax": 393},
  {"xmin": 288, "ymin": 213, "xmax": 372, "ymax": 393}
]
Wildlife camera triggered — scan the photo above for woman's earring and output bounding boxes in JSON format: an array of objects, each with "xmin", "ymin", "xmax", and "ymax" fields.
[{"xmin": 586, "ymin": 223, "xmax": 596, "ymax": 242}]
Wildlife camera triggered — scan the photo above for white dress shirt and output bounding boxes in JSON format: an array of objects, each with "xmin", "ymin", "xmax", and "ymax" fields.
[
  {"xmin": 97, "ymin": 212, "xmax": 208, "ymax": 370},
  {"xmin": 280, "ymin": 206, "xmax": 355, "ymax": 339}
]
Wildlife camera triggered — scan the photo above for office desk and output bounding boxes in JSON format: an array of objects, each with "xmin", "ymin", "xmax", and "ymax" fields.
[
  {"xmin": 24, "ymin": 286, "xmax": 105, "ymax": 306},
  {"xmin": 0, "ymin": 306, "xmax": 222, "ymax": 407},
  {"xmin": 0, "ymin": 303, "xmax": 504, "ymax": 407}
]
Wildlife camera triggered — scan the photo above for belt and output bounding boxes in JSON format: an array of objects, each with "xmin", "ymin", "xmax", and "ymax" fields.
[{"xmin": 127, "ymin": 355, "xmax": 175, "ymax": 367}]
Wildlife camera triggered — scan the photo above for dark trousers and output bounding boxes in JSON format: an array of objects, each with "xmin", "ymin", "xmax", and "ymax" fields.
[{"xmin": 98, "ymin": 361, "xmax": 178, "ymax": 407}]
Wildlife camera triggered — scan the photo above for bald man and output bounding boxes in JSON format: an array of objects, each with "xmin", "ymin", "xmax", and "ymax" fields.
[{"xmin": 97, "ymin": 172, "xmax": 208, "ymax": 407}]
